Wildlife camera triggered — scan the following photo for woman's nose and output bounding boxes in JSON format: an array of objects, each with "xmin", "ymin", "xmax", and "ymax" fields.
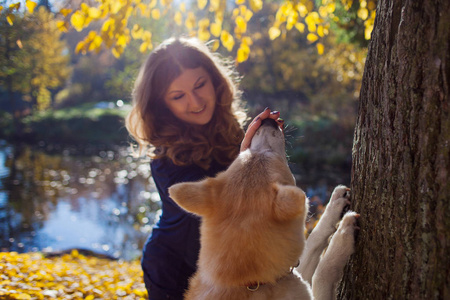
[{"xmin": 187, "ymin": 92, "xmax": 203, "ymax": 107}]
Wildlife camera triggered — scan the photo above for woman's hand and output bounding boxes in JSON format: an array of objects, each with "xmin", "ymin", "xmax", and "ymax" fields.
[{"xmin": 240, "ymin": 108, "xmax": 284, "ymax": 152}]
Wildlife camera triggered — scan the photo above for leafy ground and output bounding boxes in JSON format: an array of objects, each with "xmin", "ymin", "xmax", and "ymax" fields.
[{"xmin": 0, "ymin": 251, "xmax": 147, "ymax": 300}]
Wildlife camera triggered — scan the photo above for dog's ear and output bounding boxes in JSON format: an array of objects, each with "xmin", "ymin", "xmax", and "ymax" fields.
[
  {"xmin": 273, "ymin": 184, "xmax": 307, "ymax": 221},
  {"xmin": 169, "ymin": 178, "xmax": 217, "ymax": 216}
]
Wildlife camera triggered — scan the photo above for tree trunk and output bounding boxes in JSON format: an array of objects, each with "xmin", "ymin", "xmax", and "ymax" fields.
[{"xmin": 339, "ymin": 1, "xmax": 450, "ymax": 299}]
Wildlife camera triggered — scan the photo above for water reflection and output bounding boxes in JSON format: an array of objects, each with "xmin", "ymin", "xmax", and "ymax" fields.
[
  {"xmin": 0, "ymin": 140, "xmax": 351, "ymax": 261},
  {"xmin": 0, "ymin": 140, "xmax": 160, "ymax": 260}
]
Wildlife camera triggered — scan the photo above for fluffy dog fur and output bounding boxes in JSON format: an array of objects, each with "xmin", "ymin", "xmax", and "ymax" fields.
[{"xmin": 169, "ymin": 119, "xmax": 359, "ymax": 299}]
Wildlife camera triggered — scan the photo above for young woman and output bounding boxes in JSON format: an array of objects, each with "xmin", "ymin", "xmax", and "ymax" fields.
[{"xmin": 126, "ymin": 37, "xmax": 282, "ymax": 299}]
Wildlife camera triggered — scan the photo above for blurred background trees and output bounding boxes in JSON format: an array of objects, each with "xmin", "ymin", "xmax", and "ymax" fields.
[{"xmin": 0, "ymin": 0, "xmax": 373, "ymax": 175}]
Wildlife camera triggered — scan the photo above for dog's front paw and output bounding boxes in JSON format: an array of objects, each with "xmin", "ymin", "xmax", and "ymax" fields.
[
  {"xmin": 337, "ymin": 211, "xmax": 360, "ymax": 239},
  {"xmin": 312, "ymin": 211, "xmax": 360, "ymax": 290},
  {"xmin": 322, "ymin": 185, "xmax": 351, "ymax": 226},
  {"xmin": 330, "ymin": 185, "xmax": 350, "ymax": 202},
  {"xmin": 330, "ymin": 211, "xmax": 360, "ymax": 259}
]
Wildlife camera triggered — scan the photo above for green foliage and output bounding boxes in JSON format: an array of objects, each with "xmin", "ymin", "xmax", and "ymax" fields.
[
  {"xmin": 286, "ymin": 115, "xmax": 353, "ymax": 183},
  {"xmin": 3, "ymin": 104, "xmax": 130, "ymax": 146}
]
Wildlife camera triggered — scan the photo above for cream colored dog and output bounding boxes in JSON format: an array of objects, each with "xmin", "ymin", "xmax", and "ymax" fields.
[{"xmin": 169, "ymin": 119, "xmax": 359, "ymax": 300}]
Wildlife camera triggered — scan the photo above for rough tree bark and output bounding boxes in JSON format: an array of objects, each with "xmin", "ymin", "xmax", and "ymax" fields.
[{"xmin": 338, "ymin": 0, "xmax": 450, "ymax": 299}]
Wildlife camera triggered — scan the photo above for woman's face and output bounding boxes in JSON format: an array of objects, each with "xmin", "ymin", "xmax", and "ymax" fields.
[{"xmin": 164, "ymin": 67, "xmax": 216, "ymax": 126}]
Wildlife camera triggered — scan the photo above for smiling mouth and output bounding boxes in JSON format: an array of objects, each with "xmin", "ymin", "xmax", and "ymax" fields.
[{"xmin": 192, "ymin": 105, "xmax": 206, "ymax": 114}]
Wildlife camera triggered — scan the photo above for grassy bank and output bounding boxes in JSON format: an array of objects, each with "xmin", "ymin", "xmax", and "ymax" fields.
[
  {"xmin": 0, "ymin": 105, "xmax": 354, "ymax": 180},
  {"xmin": 0, "ymin": 104, "xmax": 130, "ymax": 148}
]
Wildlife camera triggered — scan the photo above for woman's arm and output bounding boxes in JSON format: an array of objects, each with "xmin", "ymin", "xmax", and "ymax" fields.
[{"xmin": 240, "ymin": 107, "xmax": 284, "ymax": 152}]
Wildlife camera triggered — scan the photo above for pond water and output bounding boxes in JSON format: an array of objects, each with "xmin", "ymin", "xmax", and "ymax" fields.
[
  {"xmin": 0, "ymin": 140, "xmax": 160, "ymax": 260},
  {"xmin": 0, "ymin": 140, "xmax": 350, "ymax": 261}
]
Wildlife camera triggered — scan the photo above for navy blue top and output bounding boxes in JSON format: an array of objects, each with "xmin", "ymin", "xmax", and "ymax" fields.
[{"xmin": 142, "ymin": 157, "xmax": 227, "ymax": 300}]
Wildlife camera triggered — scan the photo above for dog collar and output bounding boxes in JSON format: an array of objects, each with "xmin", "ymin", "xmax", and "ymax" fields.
[{"xmin": 245, "ymin": 260, "xmax": 299, "ymax": 292}]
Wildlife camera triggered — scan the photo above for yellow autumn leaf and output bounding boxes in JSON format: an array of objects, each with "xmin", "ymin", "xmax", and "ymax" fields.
[
  {"xmin": 318, "ymin": 6, "xmax": 328, "ymax": 18},
  {"xmin": 88, "ymin": 35, "xmax": 103, "ymax": 52},
  {"xmin": 275, "ymin": 5, "xmax": 287, "ymax": 23},
  {"xmin": 161, "ymin": 0, "xmax": 173, "ymax": 6},
  {"xmin": 142, "ymin": 31, "xmax": 152, "ymax": 42},
  {"xmin": 232, "ymin": 8, "xmax": 239, "ymax": 18},
  {"xmin": 14, "ymin": 293, "xmax": 31, "ymax": 300},
  {"xmin": 307, "ymin": 23, "xmax": 316, "ymax": 33},
  {"xmin": 198, "ymin": 0, "xmax": 207, "ymax": 10},
  {"xmin": 249, "ymin": 0, "xmax": 263, "ymax": 12},
  {"xmin": 244, "ymin": 9, "xmax": 253, "ymax": 22},
  {"xmin": 327, "ymin": 3, "xmax": 336, "ymax": 14},
  {"xmin": 101, "ymin": 18, "xmax": 114, "ymax": 32},
  {"xmin": 295, "ymin": 22, "xmax": 305, "ymax": 33},
  {"xmin": 151, "ymin": 8, "xmax": 160, "ymax": 19},
  {"xmin": 317, "ymin": 25, "xmax": 324, "ymax": 37},
  {"xmin": 237, "ymin": 44, "xmax": 250, "ymax": 63},
  {"xmin": 241, "ymin": 36, "xmax": 253, "ymax": 46},
  {"xmin": 60, "ymin": 8, "xmax": 72, "ymax": 17},
  {"xmin": 239, "ymin": 5, "xmax": 247, "ymax": 16},
  {"xmin": 9, "ymin": 2, "xmax": 20, "ymax": 11},
  {"xmin": 137, "ymin": 3, "xmax": 148, "ymax": 16},
  {"xmin": 220, "ymin": 30, "xmax": 234, "ymax": 52},
  {"xmin": 131, "ymin": 24, "xmax": 143, "ymax": 39},
  {"xmin": 286, "ymin": 12, "xmax": 298, "ymax": 30},
  {"xmin": 365, "ymin": 24, "xmax": 374, "ymax": 40},
  {"xmin": 235, "ymin": 16, "xmax": 247, "ymax": 33},
  {"xmin": 307, "ymin": 33, "xmax": 319, "ymax": 43},
  {"xmin": 316, "ymin": 42, "xmax": 324, "ymax": 55},
  {"xmin": 235, "ymin": 0, "xmax": 245, "ymax": 5},
  {"xmin": 215, "ymin": 10, "xmax": 224, "ymax": 24},
  {"xmin": 268, "ymin": 26, "xmax": 281, "ymax": 40},
  {"xmin": 88, "ymin": 7, "xmax": 101, "ymax": 18},
  {"xmin": 179, "ymin": 2, "xmax": 186, "ymax": 12},
  {"xmin": 297, "ymin": 3, "xmax": 308, "ymax": 17},
  {"xmin": 199, "ymin": 18, "xmax": 210, "ymax": 28},
  {"xmin": 80, "ymin": 3, "xmax": 90, "ymax": 13},
  {"xmin": 174, "ymin": 11, "xmax": 182, "ymax": 26},
  {"xmin": 110, "ymin": 0, "xmax": 122, "ymax": 14},
  {"xmin": 185, "ymin": 12, "xmax": 196, "ymax": 30},
  {"xmin": 198, "ymin": 28, "xmax": 210, "ymax": 41},
  {"xmin": 211, "ymin": 39, "xmax": 220, "ymax": 51},
  {"xmin": 56, "ymin": 20, "xmax": 68, "ymax": 32},
  {"xmin": 210, "ymin": 22, "xmax": 221, "ymax": 37},
  {"xmin": 116, "ymin": 34, "xmax": 129, "ymax": 47},
  {"xmin": 209, "ymin": 0, "xmax": 220, "ymax": 12},
  {"xmin": 75, "ymin": 41, "xmax": 86, "ymax": 54},
  {"xmin": 71, "ymin": 11, "xmax": 86, "ymax": 32},
  {"xmin": 6, "ymin": 14, "xmax": 15, "ymax": 26},
  {"xmin": 357, "ymin": 7, "xmax": 369, "ymax": 20},
  {"xmin": 25, "ymin": 0, "xmax": 37, "ymax": 14},
  {"xmin": 112, "ymin": 45, "xmax": 124, "ymax": 58},
  {"xmin": 343, "ymin": 0, "xmax": 353, "ymax": 10}
]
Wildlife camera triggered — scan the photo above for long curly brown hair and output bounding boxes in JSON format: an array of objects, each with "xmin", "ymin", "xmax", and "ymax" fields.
[{"xmin": 126, "ymin": 37, "xmax": 247, "ymax": 169}]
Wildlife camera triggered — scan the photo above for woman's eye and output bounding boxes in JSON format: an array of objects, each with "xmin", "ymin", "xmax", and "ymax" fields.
[
  {"xmin": 173, "ymin": 94, "xmax": 184, "ymax": 100},
  {"xmin": 195, "ymin": 81, "xmax": 206, "ymax": 89}
]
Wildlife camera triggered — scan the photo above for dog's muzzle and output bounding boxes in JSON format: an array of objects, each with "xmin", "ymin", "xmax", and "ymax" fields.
[{"xmin": 260, "ymin": 118, "xmax": 279, "ymax": 129}]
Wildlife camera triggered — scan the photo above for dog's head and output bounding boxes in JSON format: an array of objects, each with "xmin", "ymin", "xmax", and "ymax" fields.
[{"xmin": 169, "ymin": 119, "xmax": 308, "ymax": 286}]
